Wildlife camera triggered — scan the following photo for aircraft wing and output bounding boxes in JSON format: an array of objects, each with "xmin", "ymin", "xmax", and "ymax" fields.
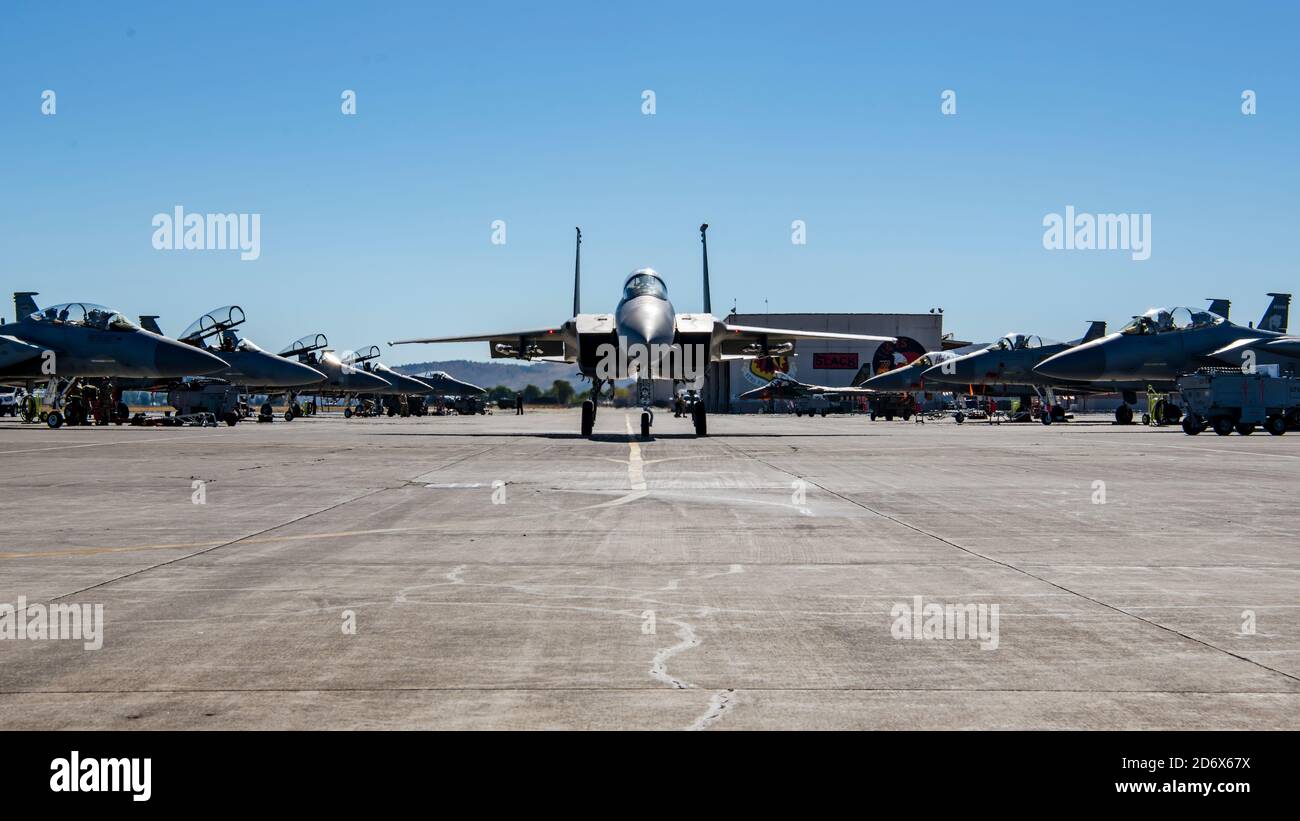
[
  {"xmin": 389, "ymin": 327, "xmax": 570, "ymax": 360},
  {"xmin": 0, "ymin": 334, "xmax": 46, "ymax": 370},
  {"xmin": 716, "ymin": 322, "xmax": 895, "ymax": 358},
  {"xmin": 1210, "ymin": 336, "xmax": 1300, "ymax": 364}
]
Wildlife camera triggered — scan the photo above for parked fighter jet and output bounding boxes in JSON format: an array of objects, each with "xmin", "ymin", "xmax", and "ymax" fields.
[
  {"xmin": 857, "ymin": 346, "xmax": 986, "ymax": 393},
  {"xmin": 390, "ymin": 225, "xmax": 895, "ymax": 438},
  {"xmin": 1, "ymin": 293, "xmax": 228, "ymax": 427},
  {"xmin": 178, "ymin": 306, "xmax": 327, "ymax": 388},
  {"xmin": 1035, "ymin": 295, "xmax": 1290, "ymax": 383},
  {"xmin": 278, "ymin": 335, "xmax": 390, "ymax": 417},
  {"xmin": 739, "ymin": 372, "xmax": 874, "ymax": 401},
  {"xmin": 343, "ymin": 346, "xmax": 433, "ymax": 395},
  {"xmin": 409, "ymin": 369, "xmax": 486, "ymax": 397},
  {"xmin": 1, "ymin": 293, "xmax": 227, "ymax": 382},
  {"xmin": 915, "ymin": 323, "xmax": 1108, "ymax": 420}
]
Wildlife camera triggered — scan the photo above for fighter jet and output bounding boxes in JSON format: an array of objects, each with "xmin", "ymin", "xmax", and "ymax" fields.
[
  {"xmin": 343, "ymin": 346, "xmax": 435, "ymax": 396},
  {"xmin": 390, "ymin": 225, "xmax": 895, "ymax": 438},
  {"xmin": 278, "ymin": 335, "xmax": 391, "ymax": 417},
  {"xmin": 1035, "ymin": 295, "xmax": 1290, "ymax": 387},
  {"xmin": 1, "ymin": 293, "xmax": 227, "ymax": 382},
  {"xmin": 914, "ymin": 323, "xmax": 1109, "ymax": 420},
  {"xmin": 739, "ymin": 371, "xmax": 874, "ymax": 401},
  {"xmin": 409, "ymin": 370, "xmax": 486, "ymax": 397},
  {"xmin": 857, "ymin": 346, "xmax": 987, "ymax": 393},
  {"xmin": 1, "ymin": 292, "xmax": 228, "ymax": 427},
  {"xmin": 177, "ymin": 306, "xmax": 327, "ymax": 389}
]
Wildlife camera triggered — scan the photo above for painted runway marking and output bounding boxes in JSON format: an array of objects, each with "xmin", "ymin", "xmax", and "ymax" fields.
[
  {"xmin": 623, "ymin": 414, "xmax": 647, "ymax": 491},
  {"xmin": 0, "ymin": 527, "xmax": 416, "ymax": 560},
  {"xmin": 0, "ymin": 435, "xmax": 201, "ymax": 455}
]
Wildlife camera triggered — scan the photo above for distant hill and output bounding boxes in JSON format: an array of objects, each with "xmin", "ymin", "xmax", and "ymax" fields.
[{"xmin": 392, "ymin": 359, "xmax": 586, "ymax": 392}]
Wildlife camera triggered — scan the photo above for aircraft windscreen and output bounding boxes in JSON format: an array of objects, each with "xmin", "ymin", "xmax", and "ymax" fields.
[
  {"xmin": 623, "ymin": 272, "xmax": 667, "ymax": 301},
  {"xmin": 181, "ymin": 306, "xmax": 245, "ymax": 344},
  {"xmin": 343, "ymin": 345, "xmax": 381, "ymax": 364},
  {"xmin": 280, "ymin": 334, "xmax": 329, "ymax": 356},
  {"xmin": 32, "ymin": 303, "xmax": 138, "ymax": 331},
  {"xmin": 1121, "ymin": 308, "xmax": 1221, "ymax": 336}
]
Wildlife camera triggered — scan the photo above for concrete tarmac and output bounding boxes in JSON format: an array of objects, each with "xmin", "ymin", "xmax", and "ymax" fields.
[{"xmin": 1, "ymin": 409, "xmax": 1297, "ymax": 729}]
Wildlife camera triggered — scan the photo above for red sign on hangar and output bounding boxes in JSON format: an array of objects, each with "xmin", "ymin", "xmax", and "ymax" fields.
[{"xmin": 813, "ymin": 352, "xmax": 859, "ymax": 369}]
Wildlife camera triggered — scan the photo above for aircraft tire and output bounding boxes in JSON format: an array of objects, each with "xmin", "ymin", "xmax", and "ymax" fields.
[
  {"xmin": 1265, "ymin": 415, "xmax": 1286, "ymax": 436},
  {"xmin": 954, "ymin": 412, "xmax": 964, "ymax": 424},
  {"xmin": 1040, "ymin": 410, "xmax": 1052, "ymax": 425},
  {"xmin": 640, "ymin": 411, "xmax": 651, "ymax": 440},
  {"xmin": 1115, "ymin": 404, "xmax": 1133, "ymax": 425},
  {"xmin": 581, "ymin": 401, "xmax": 594, "ymax": 437},
  {"xmin": 46, "ymin": 411, "xmax": 63, "ymax": 429}
]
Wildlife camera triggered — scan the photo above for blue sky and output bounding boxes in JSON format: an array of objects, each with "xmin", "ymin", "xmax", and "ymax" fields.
[{"xmin": 2, "ymin": 1, "xmax": 1296, "ymax": 362}]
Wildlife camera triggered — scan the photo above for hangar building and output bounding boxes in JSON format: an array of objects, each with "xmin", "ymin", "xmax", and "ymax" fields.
[{"xmin": 703, "ymin": 312, "xmax": 944, "ymax": 413}]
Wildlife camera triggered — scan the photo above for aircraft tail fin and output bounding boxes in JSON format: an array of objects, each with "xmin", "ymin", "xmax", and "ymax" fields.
[
  {"xmin": 1206, "ymin": 298, "xmax": 1231, "ymax": 320},
  {"xmin": 138, "ymin": 315, "xmax": 163, "ymax": 335},
  {"xmin": 700, "ymin": 223, "xmax": 712, "ymax": 314},
  {"xmin": 851, "ymin": 363, "xmax": 874, "ymax": 387},
  {"xmin": 14, "ymin": 292, "xmax": 39, "ymax": 321},
  {"xmin": 1260, "ymin": 293, "xmax": 1290, "ymax": 333},
  {"xmin": 1082, "ymin": 321, "xmax": 1106, "ymax": 342},
  {"xmin": 572, "ymin": 227, "xmax": 581, "ymax": 316}
]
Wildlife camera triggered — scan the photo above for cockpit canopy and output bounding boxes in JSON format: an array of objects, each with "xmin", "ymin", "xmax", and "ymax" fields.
[
  {"xmin": 280, "ymin": 333, "xmax": 329, "ymax": 358},
  {"xmin": 31, "ymin": 303, "xmax": 138, "ymax": 331},
  {"xmin": 343, "ymin": 346, "xmax": 382, "ymax": 365},
  {"xmin": 992, "ymin": 333, "xmax": 1057, "ymax": 351},
  {"xmin": 1120, "ymin": 307, "xmax": 1223, "ymax": 336},
  {"xmin": 623, "ymin": 269, "xmax": 667, "ymax": 302},
  {"xmin": 181, "ymin": 306, "xmax": 246, "ymax": 346}
]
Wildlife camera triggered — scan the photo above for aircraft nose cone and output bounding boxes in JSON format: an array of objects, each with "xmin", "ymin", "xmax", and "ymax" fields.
[
  {"xmin": 922, "ymin": 356, "xmax": 975, "ymax": 384},
  {"xmin": 354, "ymin": 369, "xmax": 392, "ymax": 391},
  {"xmin": 154, "ymin": 339, "xmax": 227, "ymax": 376},
  {"xmin": 618, "ymin": 298, "xmax": 675, "ymax": 347},
  {"xmin": 279, "ymin": 358, "xmax": 326, "ymax": 387},
  {"xmin": 1036, "ymin": 345, "xmax": 1106, "ymax": 381}
]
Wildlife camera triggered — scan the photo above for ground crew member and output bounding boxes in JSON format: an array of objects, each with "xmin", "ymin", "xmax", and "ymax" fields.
[{"xmin": 515, "ymin": 393, "xmax": 524, "ymax": 415}]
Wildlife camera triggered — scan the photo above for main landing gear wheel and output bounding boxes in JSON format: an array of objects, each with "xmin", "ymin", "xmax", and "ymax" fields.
[
  {"xmin": 284, "ymin": 408, "xmax": 296, "ymax": 421},
  {"xmin": 692, "ymin": 402, "xmax": 708, "ymax": 436},
  {"xmin": 640, "ymin": 411, "xmax": 651, "ymax": 440},
  {"xmin": 46, "ymin": 411, "xmax": 63, "ymax": 429},
  {"xmin": 581, "ymin": 400, "xmax": 594, "ymax": 437},
  {"xmin": 1040, "ymin": 410, "xmax": 1052, "ymax": 425},
  {"xmin": 1115, "ymin": 404, "xmax": 1133, "ymax": 425}
]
